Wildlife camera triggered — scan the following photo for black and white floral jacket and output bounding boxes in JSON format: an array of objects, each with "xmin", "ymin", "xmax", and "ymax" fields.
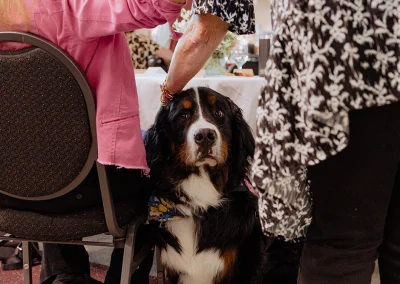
[
  {"xmin": 251, "ymin": 0, "xmax": 400, "ymax": 241},
  {"xmin": 192, "ymin": 0, "xmax": 256, "ymax": 35}
]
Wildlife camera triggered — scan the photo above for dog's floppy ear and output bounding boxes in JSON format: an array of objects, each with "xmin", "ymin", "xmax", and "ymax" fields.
[
  {"xmin": 144, "ymin": 106, "xmax": 171, "ymax": 170},
  {"xmin": 227, "ymin": 98, "xmax": 255, "ymax": 187}
]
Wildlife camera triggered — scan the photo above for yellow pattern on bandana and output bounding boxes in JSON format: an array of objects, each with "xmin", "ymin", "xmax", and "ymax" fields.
[{"xmin": 147, "ymin": 195, "xmax": 184, "ymax": 223}]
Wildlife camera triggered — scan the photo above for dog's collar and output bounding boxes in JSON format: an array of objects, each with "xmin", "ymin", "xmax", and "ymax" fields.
[
  {"xmin": 244, "ymin": 179, "xmax": 260, "ymax": 198},
  {"xmin": 147, "ymin": 179, "xmax": 259, "ymax": 225},
  {"xmin": 234, "ymin": 179, "xmax": 259, "ymax": 197}
]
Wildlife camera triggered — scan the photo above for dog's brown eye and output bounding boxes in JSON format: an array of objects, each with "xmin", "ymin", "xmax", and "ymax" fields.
[
  {"xmin": 180, "ymin": 113, "xmax": 190, "ymax": 120},
  {"xmin": 215, "ymin": 110, "xmax": 224, "ymax": 118}
]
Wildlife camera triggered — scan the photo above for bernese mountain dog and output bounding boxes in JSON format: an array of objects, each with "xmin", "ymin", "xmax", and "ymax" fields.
[{"xmin": 144, "ymin": 87, "xmax": 269, "ymax": 283}]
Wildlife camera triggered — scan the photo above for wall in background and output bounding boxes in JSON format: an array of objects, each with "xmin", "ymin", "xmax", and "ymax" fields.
[{"xmin": 254, "ymin": 0, "xmax": 271, "ymax": 33}]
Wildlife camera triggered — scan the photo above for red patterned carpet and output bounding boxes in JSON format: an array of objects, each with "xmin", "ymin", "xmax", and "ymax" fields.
[
  {"xmin": 0, "ymin": 264, "xmax": 157, "ymax": 284},
  {"xmin": 0, "ymin": 263, "xmax": 379, "ymax": 283}
]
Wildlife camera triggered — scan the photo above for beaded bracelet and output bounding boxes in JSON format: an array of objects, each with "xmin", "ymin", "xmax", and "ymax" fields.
[{"xmin": 160, "ymin": 80, "xmax": 174, "ymax": 106}]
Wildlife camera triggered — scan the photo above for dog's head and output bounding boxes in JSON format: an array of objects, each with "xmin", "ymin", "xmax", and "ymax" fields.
[{"xmin": 145, "ymin": 87, "xmax": 254, "ymax": 190}]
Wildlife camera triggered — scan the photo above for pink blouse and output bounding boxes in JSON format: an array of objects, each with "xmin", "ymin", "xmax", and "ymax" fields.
[{"xmin": 1, "ymin": 0, "xmax": 184, "ymax": 172}]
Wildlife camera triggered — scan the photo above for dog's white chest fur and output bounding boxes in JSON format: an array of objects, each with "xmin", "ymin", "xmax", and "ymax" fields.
[
  {"xmin": 162, "ymin": 218, "xmax": 224, "ymax": 283},
  {"xmin": 179, "ymin": 167, "xmax": 221, "ymax": 211},
  {"xmin": 161, "ymin": 168, "xmax": 224, "ymax": 284}
]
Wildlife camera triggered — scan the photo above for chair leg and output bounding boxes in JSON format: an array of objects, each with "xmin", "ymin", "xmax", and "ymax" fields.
[
  {"xmin": 120, "ymin": 221, "xmax": 139, "ymax": 284},
  {"xmin": 22, "ymin": 242, "xmax": 32, "ymax": 284},
  {"xmin": 156, "ymin": 246, "xmax": 165, "ymax": 284}
]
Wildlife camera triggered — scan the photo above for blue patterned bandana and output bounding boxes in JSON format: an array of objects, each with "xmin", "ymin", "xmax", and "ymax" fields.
[
  {"xmin": 146, "ymin": 179, "xmax": 258, "ymax": 224},
  {"xmin": 147, "ymin": 195, "xmax": 184, "ymax": 224}
]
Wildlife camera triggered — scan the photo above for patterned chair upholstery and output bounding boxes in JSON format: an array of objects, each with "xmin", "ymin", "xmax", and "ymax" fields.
[{"xmin": 0, "ymin": 32, "xmax": 147, "ymax": 284}]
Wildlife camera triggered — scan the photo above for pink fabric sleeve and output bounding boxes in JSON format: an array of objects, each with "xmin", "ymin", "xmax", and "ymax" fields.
[{"xmin": 64, "ymin": 0, "xmax": 184, "ymax": 39}]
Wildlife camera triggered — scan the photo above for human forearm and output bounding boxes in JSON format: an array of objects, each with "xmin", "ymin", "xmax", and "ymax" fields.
[{"xmin": 166, "ymin": 13, "xmax": 229, "ymax": 93}]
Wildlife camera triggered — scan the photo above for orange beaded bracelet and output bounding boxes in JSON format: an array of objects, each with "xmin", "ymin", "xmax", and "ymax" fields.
[{"xmin": 160, "ymin": 80, "xmax": 174, "ymax": 106}]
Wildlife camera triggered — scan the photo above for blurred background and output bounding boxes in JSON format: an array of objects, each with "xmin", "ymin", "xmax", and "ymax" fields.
[{"xmin": 130, "ymin": 0, "xmax": 272, "ymax": 76}]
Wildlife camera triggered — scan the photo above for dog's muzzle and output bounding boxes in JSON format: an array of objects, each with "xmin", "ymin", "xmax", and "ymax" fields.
[{"xmin": 191, "ymin": 128, "xmax": 219, "ymax": 166}]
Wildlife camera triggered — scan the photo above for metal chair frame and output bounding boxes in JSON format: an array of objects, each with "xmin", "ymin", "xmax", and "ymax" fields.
[{"xmin": 0, "ymin": 31, "xmax": 148, "ymax": 284}]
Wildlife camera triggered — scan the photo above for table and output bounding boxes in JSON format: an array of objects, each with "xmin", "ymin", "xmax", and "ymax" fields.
[{"xmin": 135, "ymin": 74, "xmax": 266, "ymax": 132}]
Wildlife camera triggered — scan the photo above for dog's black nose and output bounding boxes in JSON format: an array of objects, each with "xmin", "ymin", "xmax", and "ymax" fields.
[{"xmin": 194, "ymin": 128, "xmax": 216, "ymax": 147}]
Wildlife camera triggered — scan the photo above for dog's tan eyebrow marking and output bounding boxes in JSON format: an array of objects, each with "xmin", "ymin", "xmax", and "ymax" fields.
[
  {"xmin": 182, "ymin": 100, "xmax": 192, "ymax": 109},
  {"xmin": 208, "ymin": 95, "xmax": 216, "ymax": 105}
]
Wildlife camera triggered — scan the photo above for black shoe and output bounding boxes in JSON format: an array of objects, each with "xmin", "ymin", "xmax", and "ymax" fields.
[
  {"xmin": 1, "ymin": 242, "xmax": 41, "ymax": 271},
  {"xmin": 53, "ymin": 274, "xmax": 102, "ymax": 284},
  {"xmin": 2, "ymin": 255, "xmax": 23, "ymax": 270}
]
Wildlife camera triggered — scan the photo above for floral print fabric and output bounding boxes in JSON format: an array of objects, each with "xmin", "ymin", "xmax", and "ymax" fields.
[
  {"xmin": 251, "ymin": 0, "xmax": 400, "ymax": 241},
  {"xmin": 192, "ymin": 0, "xmax": 256, "ymax": 35}
]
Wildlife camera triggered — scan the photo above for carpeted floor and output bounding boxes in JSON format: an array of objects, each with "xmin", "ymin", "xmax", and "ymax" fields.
[
  {"xmin": 0, "ymin": 264, "xmax": 157, "ymax": 284},
  {"xmin": 0, "ymin": 263, "xmax": 380, "ymax": 284}
]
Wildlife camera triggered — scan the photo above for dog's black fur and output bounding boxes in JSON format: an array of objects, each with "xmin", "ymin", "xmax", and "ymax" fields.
[{"xmin": 144, "ymin": 87, "xmax": 270, "ymax": 283}]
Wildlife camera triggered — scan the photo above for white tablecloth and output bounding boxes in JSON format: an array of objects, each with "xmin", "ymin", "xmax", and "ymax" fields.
[{"xmin": 135, "ymin": 74, "xmax": 266, "ymax": 132}]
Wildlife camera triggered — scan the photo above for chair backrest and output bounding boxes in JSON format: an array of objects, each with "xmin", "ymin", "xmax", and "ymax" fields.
[{"xmin": 0, "ymin": 32, "xmax": 97, "ymax": 201}]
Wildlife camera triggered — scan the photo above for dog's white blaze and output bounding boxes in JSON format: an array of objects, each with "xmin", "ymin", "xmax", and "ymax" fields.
[
  {"xmin": 162, "ymin": 168, "xmax": 224, "ymax": 283},
  {"xmin": 187, "ymin": 88, "xmax": 221, "ymax": 165},
  {"xmin": 162, "ymin": 217, "xmax": 224, "ymax": 284}
]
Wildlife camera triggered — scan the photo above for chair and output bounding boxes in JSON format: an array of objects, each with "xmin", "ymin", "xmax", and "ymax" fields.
[{"xmin": 0, "ymin": 31, "xmax": 149, "ymax": 284}]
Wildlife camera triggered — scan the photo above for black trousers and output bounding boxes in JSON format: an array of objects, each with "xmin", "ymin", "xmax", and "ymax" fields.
[
  {"xmin": 40, "ymin": 167, "xmax": 154, "ymax": 283},
  {"xmin": 299, "ymin": 103, "xmax": 400, "ymax": 284}
]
